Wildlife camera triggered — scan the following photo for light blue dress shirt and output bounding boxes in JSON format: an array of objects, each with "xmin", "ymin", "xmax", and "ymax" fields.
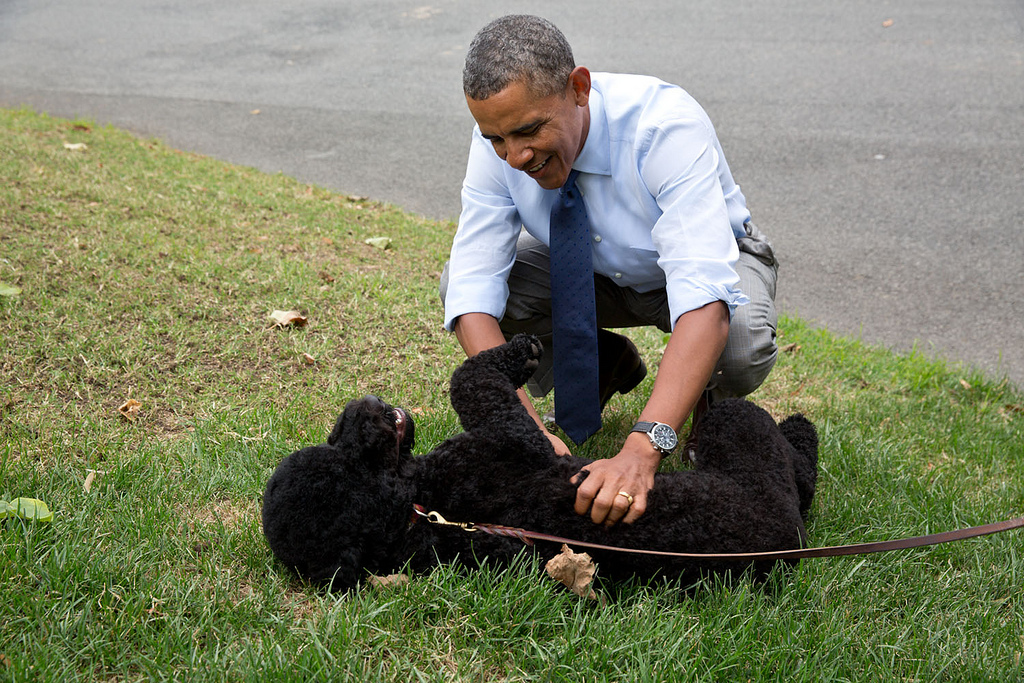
[{"xmin": 444, "ymin": 72, "xmax": 751, "ymax": 332}]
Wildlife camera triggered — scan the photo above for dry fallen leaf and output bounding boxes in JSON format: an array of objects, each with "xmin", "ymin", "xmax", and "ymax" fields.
[
  {"xmin": 780, "ymin": 343, "xmax": 800, "ymax": 354},
  {"xmin": 268, "ymin": 310, "xmax": 307, "ymax": 328},
  {"xmin": 368, "ymin": 573, "xmax": 410, "ymax": 590},
  {"xmin": 301, "ymin": 353, "xmax": 315, "ymax": 365},
  {"xmin": 959, "ymin": 379, "xmax": 972, "ymax": 391},
  {"xmin": 545, "ymin": 544, "xmax": 599, "ymax": 600},
  {"xmin": 83, "ymin": 469, "xmax": 106, "ymax": 493},
  {"xmin": 882, "ymin": 18, "xmax": 894, "ymax": 28},
  {"xmin": 118, "ymin": 399, "xmax": 142, "ymax": 421}
]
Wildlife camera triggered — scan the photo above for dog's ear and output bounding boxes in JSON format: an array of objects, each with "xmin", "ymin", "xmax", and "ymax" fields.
[
  {"xmin": 326, "ymin": 398, "xmax": 370, "ymax": 447},
  {"xmin": 327, "ymin": 411, "xmax": 347, "ymax": 447},
  {"xmin": 325, "ymin": 397, "xmax": 408, "ymax": 469}
]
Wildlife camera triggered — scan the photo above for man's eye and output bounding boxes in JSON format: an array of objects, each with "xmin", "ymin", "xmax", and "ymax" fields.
[{"xmin": 517, "ymin": 122, "xmax": 544, "ymax": 137}]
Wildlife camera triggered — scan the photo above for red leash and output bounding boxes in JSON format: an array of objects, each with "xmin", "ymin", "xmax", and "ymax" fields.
[{"xmin": 412, "ymin": 505, "xmax": 1024, "ymax": 560}]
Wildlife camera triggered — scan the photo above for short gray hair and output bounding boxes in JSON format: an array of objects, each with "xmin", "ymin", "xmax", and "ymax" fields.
[{"xmin": 463, "ymin": 15, "xmax": 575, "ymax": 100}]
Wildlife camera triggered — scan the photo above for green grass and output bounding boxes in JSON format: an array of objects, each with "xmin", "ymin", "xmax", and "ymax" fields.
[{"xmin": 2, "ymin": 107, "xmax": 1023, "ymax": 682}]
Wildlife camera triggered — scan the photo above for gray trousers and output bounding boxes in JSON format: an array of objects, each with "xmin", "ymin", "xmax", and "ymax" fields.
[{"xmin": 440, "ymin": 223, "xmax": 779, "ymax": 401}]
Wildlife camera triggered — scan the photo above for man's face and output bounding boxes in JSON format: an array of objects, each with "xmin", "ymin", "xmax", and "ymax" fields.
[{"xmin": 466, "ymin": 68, "xmax": 591, "ymax": 190}]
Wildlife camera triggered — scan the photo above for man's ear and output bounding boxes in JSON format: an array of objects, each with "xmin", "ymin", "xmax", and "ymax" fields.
[{"xmin": 568, "ymin": 66, "xmax": 591, "ymax": 107}]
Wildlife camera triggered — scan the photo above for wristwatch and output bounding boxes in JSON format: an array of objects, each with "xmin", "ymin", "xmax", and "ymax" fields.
[{"xmin": 630, "ymin": 421, "xmax": 678, "ymax": 456}]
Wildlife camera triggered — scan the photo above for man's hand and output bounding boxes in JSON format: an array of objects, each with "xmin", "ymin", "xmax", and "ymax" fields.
[{"xmin": 571, "ymin": 432, "xmax": 660, "ymax": 526}]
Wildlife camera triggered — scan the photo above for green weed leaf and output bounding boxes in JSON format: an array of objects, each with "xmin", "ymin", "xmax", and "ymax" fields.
[
  {"xmin": 2, "ymin": 498, "xmax": 53, "ymax": 522},
  {"xmin": 364, "ymin": 236, "xmax": 392, "ymax": 250},
  {"xmin": 0, "ymin": 282, "xmax": 21, "ymax": 297}
]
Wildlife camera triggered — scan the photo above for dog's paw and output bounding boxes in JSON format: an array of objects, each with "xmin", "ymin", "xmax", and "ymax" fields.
[
  {"xmin": 462, "ymin": 334, "xmax": 544, "ymax": 389},
  {"xmin": 508, "ymin": 334, "xmax": 542, "ymax": 383},
  {"xmin": 510, "ymin": 333, "xmax": 542, "ymax": 362}
]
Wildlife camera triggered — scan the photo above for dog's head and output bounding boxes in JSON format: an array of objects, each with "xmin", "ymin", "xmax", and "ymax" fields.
[
  {"xmin": 262, "ymin": 395, "xmax": 418, "ymax": 590},
  {"xmin": 326, "ymin": 394, "xmax": 416, "ymax": 466}
]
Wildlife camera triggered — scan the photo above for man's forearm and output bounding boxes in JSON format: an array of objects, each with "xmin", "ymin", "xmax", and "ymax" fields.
[
  {"xmin": 453, "ymin": 312, "xmax": 507, "ymax": 357},
  {"xmin": 641, "ymin": 300, "xmax": 730, "ymax": 434}
]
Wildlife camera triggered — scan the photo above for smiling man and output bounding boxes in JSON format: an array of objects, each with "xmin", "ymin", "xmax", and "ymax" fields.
[{"xmin": 440, "ymin": 15, "xmax": 779, "ymax": 527}]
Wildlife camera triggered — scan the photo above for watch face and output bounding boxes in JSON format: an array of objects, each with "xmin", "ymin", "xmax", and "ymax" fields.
[{"xmin": 651, "ymin": 423, "xmax": 677, "ymax": 451}]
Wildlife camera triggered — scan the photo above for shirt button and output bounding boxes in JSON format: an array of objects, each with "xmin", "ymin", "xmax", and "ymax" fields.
[
  {"xmin": 614, "ymin": 273, "xmax": 623, "ymax": 279},
  {"xmin": 593, "ymin": 235, "xmax": 602, "ymax": 243}
]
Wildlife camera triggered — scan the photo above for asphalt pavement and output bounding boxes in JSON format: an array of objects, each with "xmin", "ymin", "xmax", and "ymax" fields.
[{"xmin": 2, "ymin": 1, "xmax": 1022, "ymax": 388}]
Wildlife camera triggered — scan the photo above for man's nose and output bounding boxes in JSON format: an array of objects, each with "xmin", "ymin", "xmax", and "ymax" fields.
[{"xmin": 504, "ymin": 139, "xmax": 532, "ymax": 170}]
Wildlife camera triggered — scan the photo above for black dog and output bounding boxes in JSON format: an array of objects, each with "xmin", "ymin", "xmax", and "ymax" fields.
[{"xmin": 262, "ymin": 334, "xmax": 818, "ymax": 591}]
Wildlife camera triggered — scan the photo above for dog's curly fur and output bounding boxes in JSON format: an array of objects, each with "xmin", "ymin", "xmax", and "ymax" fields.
[{"xmin": 262, "ymin": 334, "xmax": 819, "ymax": 591}]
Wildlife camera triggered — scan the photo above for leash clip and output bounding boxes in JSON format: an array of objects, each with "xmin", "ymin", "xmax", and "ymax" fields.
[
  {"xmin": 413, "ymin": 505, "xmax": 477, "ymax": 532},
  {"xmin": 427, "ymin": 510, "xmax": 477, "ymax": 532}
]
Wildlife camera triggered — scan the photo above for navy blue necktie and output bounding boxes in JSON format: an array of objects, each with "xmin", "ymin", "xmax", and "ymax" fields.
[{"xmin": 549, "ymin": 169, "xmax": 601, "ymax": 444}]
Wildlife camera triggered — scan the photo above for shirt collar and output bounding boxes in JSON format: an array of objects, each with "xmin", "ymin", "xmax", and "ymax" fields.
[{"xmin": 573, "ymin": 82, "xmax": 612, "ymax": 177}]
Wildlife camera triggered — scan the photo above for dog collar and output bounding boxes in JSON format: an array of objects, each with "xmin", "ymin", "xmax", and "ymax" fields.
[{"xmin": 409, "ymin": 503, "xmax": 429, "ymax": 528}]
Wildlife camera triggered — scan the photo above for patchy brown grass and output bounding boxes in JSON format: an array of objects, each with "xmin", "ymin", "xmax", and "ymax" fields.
[
  {"xmin": 4, "ymin": 108, "xmax": 1024, "ymax": 683},
  {"xmin": 1, "ymin": 109, "xmax": 462, "ymax": 474}
]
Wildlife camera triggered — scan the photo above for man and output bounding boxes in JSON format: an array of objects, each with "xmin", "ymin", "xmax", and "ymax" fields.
[{"xmin": 440, "ymin": 15, "xmax": 778, "ymax": 527}]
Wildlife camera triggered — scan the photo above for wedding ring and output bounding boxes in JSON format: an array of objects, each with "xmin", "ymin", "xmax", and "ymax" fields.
[{"xmin": 617, "ymin": 491, "xmax": 634, "ymax": 506}]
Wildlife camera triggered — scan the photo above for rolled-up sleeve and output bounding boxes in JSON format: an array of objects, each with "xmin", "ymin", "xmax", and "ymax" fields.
[
  {"xmin": 639, "ymin": 117, "xmax": 749, "ymax": 329},
  {"xmin": 443, "ymin": 131, "xmax": 523, "ymax": 331}
]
